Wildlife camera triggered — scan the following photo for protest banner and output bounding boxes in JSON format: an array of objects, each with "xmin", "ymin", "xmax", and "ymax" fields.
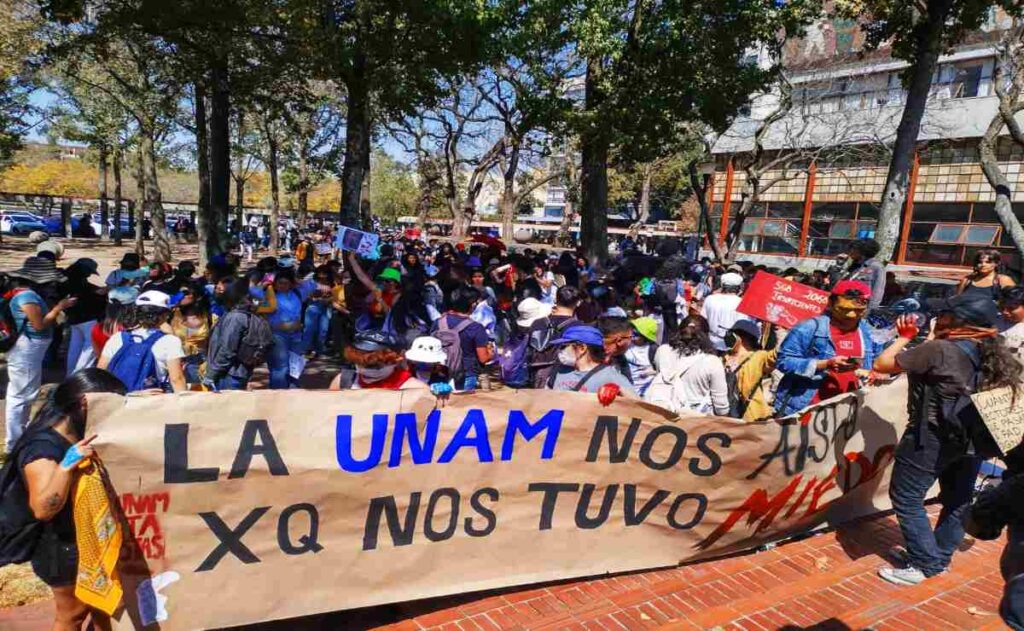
[
  {"xmin": 737, "ymin": 271, "xmax": 830, "ymax": 328},
  {"xmin": 86, "ymin": 379, "xmax": 910, "ymax": 631},
  {"xmin": 334, "ymin": 225, "xmax": 379, "ymax": 257},
  {"xmin": 971, "ymin": 386, "xmax": 1024, "ymax": 455}
]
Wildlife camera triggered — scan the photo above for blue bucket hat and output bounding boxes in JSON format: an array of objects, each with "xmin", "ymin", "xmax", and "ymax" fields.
[{"xmin": 549, "ymin": 325, "xmax": 605, "ymax": 348}]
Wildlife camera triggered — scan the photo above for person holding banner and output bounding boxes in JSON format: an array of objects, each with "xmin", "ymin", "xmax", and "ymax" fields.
[
  {"xmin": 11, "ymin": 368, "xmax": 127, "ymax": 631},
  {"xmin": 330, "ymin": 330, "xmax": 428, "ymax": 391},
  {"xmin": 773, "ymin": 280, "xmax": 884, "ymax": 417},
  {"xmin": 873, "ymin": 295, "xmax": 1021, "ymax": 586}
]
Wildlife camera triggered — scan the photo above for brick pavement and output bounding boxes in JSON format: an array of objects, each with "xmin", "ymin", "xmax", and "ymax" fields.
[{"xmin": 0, "ymin": 504, "xmax": 1010, "ymax": 630}]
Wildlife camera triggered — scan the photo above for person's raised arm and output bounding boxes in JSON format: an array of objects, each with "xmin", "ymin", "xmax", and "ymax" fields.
[
  {"xmin": 873, "ymin": 315, "xmax": 917, "ymax": 375},
  {"xmin": 347, "ymin": 251, "xmax": 377, "ymax": 292},
  {"xmin": 255, "ymin": 285, "xmax": 277, "ymax": 315}
]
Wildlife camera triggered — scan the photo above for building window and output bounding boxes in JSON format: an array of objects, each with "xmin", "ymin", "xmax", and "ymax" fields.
[
  {"xmin": 805, "ymin": 202, "xmax": 877, "ymax": 257},
  {"xmin": 904, "ymin": 202, "xmax": 1019, "ymax": 269},
  {"xmin": 734, "ymin": 202, "xmax": 800, "ymax": 255}
]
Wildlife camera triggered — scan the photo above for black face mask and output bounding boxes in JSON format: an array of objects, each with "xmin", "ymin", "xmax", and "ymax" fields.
[{"xmin": 723, "ymin": 331, "xmax": 737, "ymax": 350}]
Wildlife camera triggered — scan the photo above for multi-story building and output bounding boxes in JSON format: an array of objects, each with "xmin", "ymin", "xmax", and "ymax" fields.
[{"xmin": 710, "ymin": 10, "xmax": 1022, "ymax": 275}]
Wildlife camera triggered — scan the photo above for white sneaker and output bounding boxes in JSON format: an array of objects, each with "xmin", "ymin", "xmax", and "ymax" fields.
[{"xmin": 878, "ymin": 566, "xmax": 927, "ymax": 586}]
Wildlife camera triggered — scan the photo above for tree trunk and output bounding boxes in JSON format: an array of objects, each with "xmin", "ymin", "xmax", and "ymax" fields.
[
  {"xmin": 340, "ymin": 51, "xmax": 370, "ymax": 228},
  {"xmin": 235, "ymin": 175, "xmax": 245, "ymax": 230},
  {"xmin": 297, "ymin": 149, "xmax": 309, "ymax": 228},
  {"xmin": 134, "ymin": 148, "xmax": 145, "ymax": 256},
  {"xmin": 980, "ymin": 125, "xmax": 1024, "ymax": 256},
  {"xmin": 195, "ymin": 82, "xmax": 213, "ymax": 269},
  {"xmin": 140, "ymin": 126, "xmax": 170, "ymax": 262},
  {"xmin": 209, "ymin": 61, "xmax": 232, "ymax": 254},
  {"xmin": 98, "ymin": 146, "xmax": 109, "ymax": 241},
  {"xmin": 112, "ymin": 148, "xmax": 123, "ymax": 246},
  {"xmin": 60, "ymin": 197, "xmax": 71, "ymax": 239},
  {"xmin": 360, "ymin": 134, "xmax": 372, "ymax": 229},
  {"xmin": 580, "ymin": 57, "xmax": 609, "ymax": 261},
  {"xmin": 629, "ymin": 164, "xmax": 653, "ymax": 238},
  {"xmin": 500, "ymin": 186, "xmax": 516, "ymax": 240},
  {"xmin": 874, "ymin": 0, "xmax": 954, "ymax": 261},
  {"xmin": 267, "ymin": 134, "xmax": 280, "ymax": 254},
  {"xmin": 725, "ymin": 195, "xmax": 756, "ymax": 264}
]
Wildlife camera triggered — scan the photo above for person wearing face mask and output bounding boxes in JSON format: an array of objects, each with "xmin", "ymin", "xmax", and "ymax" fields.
[
  {"xmin": 773, "ymin": 280, "xmax": 885, "ymax": 417},
  {"xmin": 547, "ymin": 325, "xmax": 637, "ymax": 402},
  {"xmin": 329, "ymin": 331, "xmax": 427, "ymax": 391},
  {"xmin": 171, "ymin": 296, "xmax": 217, "ymax": 385},
  {"xmin": 404, "ymin": 336, "xmax": 453, "ymax": 394},
  {"xmin": 873, "ymin": 294, "xmax": 1021, "ymax": 587},
  {"xmin": 723, "ymin": 319, "xmax": 777, "ymax": 421}
]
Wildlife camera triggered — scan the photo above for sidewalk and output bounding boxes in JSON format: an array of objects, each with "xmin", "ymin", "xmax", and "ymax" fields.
[{"xmin": 0, "ymin": 504, "xmax": 1010, "ymax": 630}]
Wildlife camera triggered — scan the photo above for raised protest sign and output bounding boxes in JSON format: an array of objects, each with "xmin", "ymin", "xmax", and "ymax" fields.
[
  {"xmin": 737, "ymin": 271, "xmax": 830, "ymax": 328},
  {"xmin": 334, "ymin": 225, "xmax": 379, "ymax": 258},
  {"xmin": 87, "ymin": 380, "xmax": 910, "ymax": 630},
  {"xmin": 971, "ymin": 386, "xmax": 1024, "ymax": 455}
]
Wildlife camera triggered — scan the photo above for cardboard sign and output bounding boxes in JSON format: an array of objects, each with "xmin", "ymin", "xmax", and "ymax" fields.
[
  {"xmin": 88, "ymin": 381, "xmax": 910, "ymax": 631},
  {"xmin": 334, "ymin": 225, "xmax": 379, "ymax": 258},
  {"xmin": 737, "ymin": 271, "xmax": 830, "ymax": 328},
  {"xmin": 971, "ymin": 386, "xmax": 1024, "ymax": 455}
]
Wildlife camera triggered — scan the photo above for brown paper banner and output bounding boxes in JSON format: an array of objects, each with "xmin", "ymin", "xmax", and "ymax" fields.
[{"xmin": 86, "ymin": 378, "xmax": 910, "ymax": 631}]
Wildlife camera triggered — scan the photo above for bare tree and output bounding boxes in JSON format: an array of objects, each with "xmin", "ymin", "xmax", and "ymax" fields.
[{"xmin": 979, "ymin": 22, "xmax": 1024, "ymax": 257}]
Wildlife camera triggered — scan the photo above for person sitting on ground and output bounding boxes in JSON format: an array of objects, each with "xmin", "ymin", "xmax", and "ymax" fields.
[
  {"xmin": 723, "ymin": 319, "xmax": 778, "ymax": 421},
  {"xmin": 873, "ymin": 294, "xmax": 1021, "ymax": 586},
  {"xmin": 97, "ymin": 290, "xmax": 187, "ymax": 393},
  {"xmin": 546, "ymin": 325, "xmax": 636, "ymax": 402},
  {"xmin": 773, "ymin": 280, "xmax": 884, "ymax": 417},
  {"xmin": 329, "ymin": 330, "xmax": 427, "ymax": 391},
  {"xmin": 13, "ymin": 368, "xmax": 127, "ymax": 631},
  {"xmin": 643, "ymin": 315, "xmax": 729, "ymax": 416}
]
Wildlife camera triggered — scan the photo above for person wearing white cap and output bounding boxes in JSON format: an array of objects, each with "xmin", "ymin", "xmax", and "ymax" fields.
[
  {"xmin": 405, "ymin": 336, "xmax": 452, "ymax": 388},
  {"xmin": 97, "ymin": 290, "xmax": 188, "ymax": 392},
  {"xmin": 701, "ymin": 272, "xmax": 756, "ymax": 353}
]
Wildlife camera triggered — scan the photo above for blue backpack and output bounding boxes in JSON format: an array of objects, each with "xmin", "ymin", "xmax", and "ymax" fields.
[
  {"xmin": 496, "ymin": 335, "xmax": 531, "ymax": 389},
  {"xmin": 107, "ymin": 331, "xmax": 165, "ymax": 392}
]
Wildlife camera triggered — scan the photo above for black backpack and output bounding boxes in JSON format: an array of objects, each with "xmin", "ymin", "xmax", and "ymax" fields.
[
  {"xmin": 236, "ymin": 313, "xmax": 274, "ymax": 368},
  {"xmin": 724, "ymin": 356, "xmax": 755, "ymax": 419},
  {"xmin": 0, "ymin": 284, "xmax": 27, "ymax": 353},
  {"xmin": 655, "ymin": 279, "xmax": 679, "ymax": 308},
  {"xmin": 926, "ymin": 340, "xmax": 1002, "ymax": 459}
]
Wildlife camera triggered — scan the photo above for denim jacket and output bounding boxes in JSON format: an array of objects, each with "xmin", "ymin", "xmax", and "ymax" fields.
[{"xmin": 773, "ymin": 315, "xmax": 885, "ymax": 416}]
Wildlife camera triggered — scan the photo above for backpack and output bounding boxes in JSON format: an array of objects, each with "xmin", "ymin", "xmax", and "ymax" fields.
[
  {"xmin": 0, "ymin": 287, "xmax": 27, "ymax": 353},
  {"xmin": 928, "ymin": 340, "xmax": 1002, "ymax": 459},
  {"xmin": 724, "ymin": 356, "xmax": 754, "ymax": 419},
  {"xmin": 436, "ymin": 316, "xmax": 474, "ymax": 376},
  {"xmin": 497, "ymin": 335, "xmax": 531, "ymax": 388},
  {"xmin": 655, "ymin": 278, "xmax": 680, "ymax": 309},
  {"xmin": 0, "ymin": 438, "xmax": 44, "ymax": 567},
  {"xmin": 235, "ymin": 313, "xmax": 274, "ymax": 368},
  {"xmin": 107, "ymin": 331, "xmax": 165, "ymax": 392}
]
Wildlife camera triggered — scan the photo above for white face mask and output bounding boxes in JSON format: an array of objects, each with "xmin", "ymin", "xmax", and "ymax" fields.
[
  {"xmin": 357, "ymin": 364, "xmax": 397, "ymax": 382},
  {"xmin": 184, "ymin": 316, "xmax": 204, "ymax": 330},
  {"xmin": 557, "ymin": 346, "xmax": 577, "ymax": 367}
]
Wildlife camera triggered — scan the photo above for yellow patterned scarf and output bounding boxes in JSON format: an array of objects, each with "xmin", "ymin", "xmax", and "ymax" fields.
[{"xmin": 73, "ymin": 460, "xmax": 123, "ymax": 615}]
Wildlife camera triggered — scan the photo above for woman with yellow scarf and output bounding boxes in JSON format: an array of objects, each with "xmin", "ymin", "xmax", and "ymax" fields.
[{"xmin": 12, "ymin": 368, "xmax": 127, "ymax": 630}]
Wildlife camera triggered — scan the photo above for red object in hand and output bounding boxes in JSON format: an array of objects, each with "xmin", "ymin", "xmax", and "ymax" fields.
[
  {"xmin": 597, "ymin": 383, "xmax": 621, "ymax": 407},
  {"xmin": 895, "ymin": 315, "xmax": 919, "ymax": 340}
]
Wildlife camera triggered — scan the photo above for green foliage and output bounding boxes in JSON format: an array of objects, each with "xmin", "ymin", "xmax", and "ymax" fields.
[
  {"xmin": 369, "ymin": 150, "xmax": 416, "ymax": 222},
  {"xmin": 839, "ymin": 1, "xmax": 1022, "ymax": 78}
]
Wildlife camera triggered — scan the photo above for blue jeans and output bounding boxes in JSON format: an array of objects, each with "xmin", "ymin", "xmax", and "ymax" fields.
[
  {"xmin": 216, "ymin": 374, "xmax": 249, "ymax": 391},
  {"xmin": 269, "ymin": 331, "xmax": 305, "ymax": 389},
  {"xmin": 889, "ymin": 422, "xmax": 981, "ymax": 576},
  {"xmin": 302, "ymin": 303, "xmax": 331, "ymax": 355}
]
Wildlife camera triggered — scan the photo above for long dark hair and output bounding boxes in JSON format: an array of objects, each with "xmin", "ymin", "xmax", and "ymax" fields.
[
  {"xmin": 22, "ymin": 368, "xmax": 127, "ymax": 443},
  {"xmin": 978, "ymin": 334, "xmax": 1022, "ymax": 396},
  {"xmin": 669, "ymin": 315, "xmax": 715, "ymax": 356}
]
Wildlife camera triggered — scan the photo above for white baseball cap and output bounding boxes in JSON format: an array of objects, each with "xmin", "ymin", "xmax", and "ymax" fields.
[
  {"xmin": 721, "ymin": 272, "xmax": 744, "ymax": 288},
  {"xmin": 135, "ymin": 290, "xmax": 171, "ymax": 309},
  {"xmin": 405, "ymin": 336, "xmax": 447, "ymax": 364},
  {"xmin": 516, "ymin": 297, "xmax": 553, "ymax": 328}
]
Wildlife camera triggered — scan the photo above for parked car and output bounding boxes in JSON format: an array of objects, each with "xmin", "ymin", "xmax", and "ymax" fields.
[{"xmin": 1, "ymin": 211, "xmax": 49, "ymax": 235}]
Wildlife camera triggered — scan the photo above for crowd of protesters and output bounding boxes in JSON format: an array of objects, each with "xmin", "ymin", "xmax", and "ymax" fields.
[{"xmin": 4, "ymin": 225, "xmax": 1024, "ymax": 630}]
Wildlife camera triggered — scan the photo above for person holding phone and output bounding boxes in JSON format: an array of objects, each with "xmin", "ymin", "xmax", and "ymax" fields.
[
  {"xmin": 14, "ymin": 368, "xmax": 127, "ymax": 631},
  {"xmin": 774, "ymin": 280, "xmax": 885, "ymax": 416}
]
